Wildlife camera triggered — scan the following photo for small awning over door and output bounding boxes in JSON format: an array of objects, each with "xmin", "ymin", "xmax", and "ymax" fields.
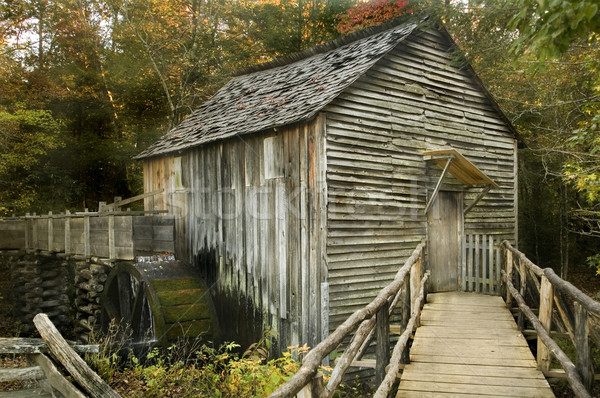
[{"xmin": 423, "ymin": 148, "xmax": 499, "ymax": 215}]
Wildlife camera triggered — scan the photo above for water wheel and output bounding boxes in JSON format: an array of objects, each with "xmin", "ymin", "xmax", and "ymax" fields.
[{"xmin": 100, "ymin": 260, "xmax": 218, "ymax": 350}]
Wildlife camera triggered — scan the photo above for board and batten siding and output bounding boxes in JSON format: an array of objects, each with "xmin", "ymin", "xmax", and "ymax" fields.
[
  {"xmin": 323, "ymin": 26, "xmax": 517, "ymax": 333},
  {"xmin": 142, "ymin": 115, "xmax": 328, "ymax": 352}
]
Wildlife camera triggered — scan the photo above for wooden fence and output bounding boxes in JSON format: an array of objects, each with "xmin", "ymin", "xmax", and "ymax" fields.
[
  {"xmin": 462, "ymin": 233, "xmax": 503, "ymax": 294},
  {"xmin": 0, "ymin": 314, "xmax": 119, "ymax": 398},
  {"xmin": 502, "ymin": 241, "xmax": 600, "ymax": 398},
  {"xmin": 269, "ymin": 240, "xmax": 428, "ymax": 398},
  {"xmin": 0, "ymin": 211, "xmax": 175, "ymax": 260}
]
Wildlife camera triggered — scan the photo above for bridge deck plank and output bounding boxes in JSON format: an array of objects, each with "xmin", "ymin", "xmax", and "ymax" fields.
[{"xmin": 396, "ymin": 292, "xmax": 555, "ymax": 397}]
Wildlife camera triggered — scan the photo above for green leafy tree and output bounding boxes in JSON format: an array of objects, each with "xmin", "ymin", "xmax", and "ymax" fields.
[{"xmin": 0, "ymin": 108, "xmax": 62, "ymax": 214}]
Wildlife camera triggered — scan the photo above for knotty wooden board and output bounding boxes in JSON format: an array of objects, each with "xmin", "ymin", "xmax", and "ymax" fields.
[{"xmin": 396, "ymin": 292, "xmax": 554, "ymax": 397}]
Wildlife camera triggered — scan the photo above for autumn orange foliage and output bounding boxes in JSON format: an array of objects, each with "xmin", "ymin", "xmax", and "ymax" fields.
[{"xmin": 337, "ymin": 0, "xmax": 411, "ymax": 34}]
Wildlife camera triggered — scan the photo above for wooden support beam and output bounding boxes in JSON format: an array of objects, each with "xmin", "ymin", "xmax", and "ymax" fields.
[
  {"xmin": 424, "ymin": 157, "xmax": 452, "ymax": 214},
  {"xmin": 108, "ymin": 214, "xmax": 115, "ymax": 260},
  {"xmin": 28, "ymin": 353, "xmax": 87, "ymax": 398},
  {"xmin": 537, "ymin": 275, "xmax": 553, "ymax": 372},
  {"xmin": 0, "ymin": 366, "xmax": 44, "ymax": 382},
  {"xmin": 574, "ymin": 302, "xmax": 594, "ymax": 392},
  {"xmin": 84, "ymin": 212, "xmax": 90, "ymax": 258},
  {"xmin": 518, "ymin": 258, "xmax": 526, "ymax": 330},
  {"xmin": 33, "ymin": 314, "xmax": 120, "ymax": 398},
  {"xmin": 463, "ymin": 185, "xmax": 492, "ymax": 215},
  {"xmin": 47, "ymin": 211, "xmax": 53, "ymax": 252},
  {"xmin": 65, "ymin": 210, "xmax": 71, "ymax": 254},
  {"xmin": 505, "ymin": 249, "xmax": 513, "ymax": 307},
  {"xmin": 375, "ymin": 303, "xmax": 390, "ymax": 386},
  {"xmin": 102, "ymin": 189, "xmax": 164, "ymax": 212}
]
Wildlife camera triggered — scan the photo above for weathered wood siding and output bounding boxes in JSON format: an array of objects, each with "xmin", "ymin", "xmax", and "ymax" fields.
[
  {"xmin": 323, "ymin": 27, "xmax": 517, "ymax": 332},
  {"xmin": 142, "ymin": 116, "xmax": 328, "ymax": 352}
]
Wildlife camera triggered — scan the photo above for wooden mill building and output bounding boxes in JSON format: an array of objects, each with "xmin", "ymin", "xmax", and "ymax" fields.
[{"xmin": 136, "ymin": 18, "xmax": 518, "ymax": 352}]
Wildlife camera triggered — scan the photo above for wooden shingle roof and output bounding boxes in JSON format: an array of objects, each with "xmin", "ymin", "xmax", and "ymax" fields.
[{"xmin": 135, "ymin": 20, "xmax": 420, "ymax": 159}]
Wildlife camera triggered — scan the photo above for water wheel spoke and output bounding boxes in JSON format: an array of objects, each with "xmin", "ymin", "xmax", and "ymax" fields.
[
  {"xmin": 103, "ymin": 297, "xmax": 120, "ymax": 321},
  {"xmin": 117, "ymin": 272, "xmax": 133, "ymax": 325},
  {"xmin": 130, "ymin": 282, "xmax": 146, "ymax": 339}
]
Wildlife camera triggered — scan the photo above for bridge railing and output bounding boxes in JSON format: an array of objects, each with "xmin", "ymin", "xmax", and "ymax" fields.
[
  {"xmin": 269, "ymin": 239, "xmax": 428, "ymax": 398},
  {"xmin": 502, "ymin": 241, "xmax": 600, "ymax": 398},
  {"xmin": 0, "ymin": 210, "xmax": 174, "ymax": 260},
  {"xmin": 0, "ymin": 191, "xmax": 174, "ymax": 260}
]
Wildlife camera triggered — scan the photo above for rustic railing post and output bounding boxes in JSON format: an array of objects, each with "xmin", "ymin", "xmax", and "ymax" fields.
[
  {"xmin": 495, "ymin": 243, "xmax": 501, "ymax": 295},
  {"xmin": 84, "ymin": 210, "xmax": 90, "ymax": 258},
  {"xmin": 64, "ymin": 210, "xmax": 71, "ymax": 255},
  {"xmin": 400, "ymin": 273, "xmax": 410, "ymax": 364},
  {"xmin": 375, "ymin": 301, "xmax": 390, "ymax": 386},
  {"xmin": 108, "ymin": 213, "xmax": 115, "ymax": 260},
  {"xmin": 467, "ymin": 234, "xmax": 473, "ymax": 291},
  {"xmin": 24, "ymin": 214, "xmax": 31, "ymax": 250},
  {"xmin": 517, "ymin": 258, "xmax": 526, "ymax": 330},
  {"xmin": 488, "ymin": 236, "xmax": 494, "ymax": 293},
  {"xmin": 114, "ymin": 196, "xmax": 122, "ymax": 212},
  {"xmin": 574, "ymin": 302, "xmax": 593, "ymax": 392},
  {"xmin": 410, "ymin": 255, "xmax": 422, "ymax": 325},
  {"xmin": 505, "ymin": 248, "xmax": 513, "ymax": 307},
  {"xmin": 537, "ymin": 275, "xmax": 554, "ymax": 372},
  {"xmin": 32, "ymin": 213, "xmax": 39, "ymax": 251},
  {"xmin": 475, "ymin": 233, "xmax": 480, "ymax": 292},
  {"xmin": 47, "ymin": 211, "xmax": 53, "ymax": 252}
]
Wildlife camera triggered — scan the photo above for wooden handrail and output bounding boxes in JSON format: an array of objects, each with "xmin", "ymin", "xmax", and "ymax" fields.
[
  {"xmin": 501, "ymin": 240, "xmax": 544, "ymax": 277},
  {"xmin": 101, "ymin": 189, "xmax": 164, "ymax": 212},
  {"xmin": 374, "ymin": 271, "xmax": 430, "ymax": 398},
  {"xmin": 544, "ymin": 268, "xmax": 600, "ymax": 317},
  {"xmin": 501, "ymin": 241, "xmax": 598, "ymax": 396},
  {"xmin": 502, "ymin": 270, "xmax": 591, "ymax": 398},
  {"xmin": 269, "ymin": 239, "xmax": 426, "ymax": 398}
]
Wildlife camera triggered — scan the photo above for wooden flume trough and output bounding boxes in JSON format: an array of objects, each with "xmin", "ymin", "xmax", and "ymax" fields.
[{"xmin": 0, "ymin": 192, "xmax": 218, "ymax": 353}]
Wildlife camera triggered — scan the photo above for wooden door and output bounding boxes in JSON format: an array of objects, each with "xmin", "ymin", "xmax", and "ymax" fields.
[{"xmin": 427, "ymin": 191, "xmax": 462, "ymax": 292}]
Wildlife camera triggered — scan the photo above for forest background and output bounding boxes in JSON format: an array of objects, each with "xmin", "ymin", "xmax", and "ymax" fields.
[{"xmin": 1, "ymin": 0, "xmax": 599, "ymax": 282}]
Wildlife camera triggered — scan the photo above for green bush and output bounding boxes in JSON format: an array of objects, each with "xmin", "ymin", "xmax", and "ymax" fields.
[{"xmin": 87, "ymin": 332, "xmax": 316, "ymax": 397}]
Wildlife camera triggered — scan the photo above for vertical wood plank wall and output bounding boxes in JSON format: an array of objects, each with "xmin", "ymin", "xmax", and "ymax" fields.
[
  {"xmin": 323, "ymin": 27, "xmax": 516, "ymax": 332},
  {"xmin": 142, "ymin": 116, "xmax": 327, "ymax": 352}
]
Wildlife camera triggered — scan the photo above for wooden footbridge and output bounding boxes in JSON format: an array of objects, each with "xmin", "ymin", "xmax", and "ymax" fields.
[
  {"xmin": 273, "ymin": 240, "xmax": 600, "ymax": 398},
  {"xmin": 396, "ymin": 292, "xmax": 554, "ymax": 397}
]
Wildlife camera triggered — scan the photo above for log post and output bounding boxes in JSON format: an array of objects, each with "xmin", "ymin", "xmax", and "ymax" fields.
[
  {"xmin": 25, "ymin": 215, "xmax": 31, "ymax": 250},
  {"xmin": 32, "ymin": 214, "xmax": 39, "ymax": 251},
  {"xmin": 33, "ymin": 313, "xmax": 120, "ymax": 398},
  {"xmin": 108, "ymin": 214, "xmax": 115, "ymax": 260},
  {"xmin": 537, "ymin": 275, "xmax": 554, "ymax": 372},
  {"xmin": 574, "ymin": 302, "xmax": 594, "ymax": 392},
  {"xmin": 47, "ymin": 211, "xmax": 53, "ymax": 252},
  {"xmin": 84, "ymin": 211, "xmax": 90, "ymax": 258},
  {"xmin": 400, "ymin": 274, "xmax": 411, "ymax": 364},
  {"xmin": 310, "ymin": 372, "xmax": 324, "ymax": 398},
  {"xmin": 518, "ymin": 259, "xmax": 526, "ymax": 330},
  {"xmin": 64, "ymin": 211, "xmax": 71, "ymax": 255},
  {"xmin": 375, "ymin": 302, "xmax": 390, "ymax": 386},
  {"xmin": 505, "ymin": 249, "xmax": 513, "ymax": 307},
  {"xmin": 114, "ymin": 196, "xmax": 122, "ymax": 212}
]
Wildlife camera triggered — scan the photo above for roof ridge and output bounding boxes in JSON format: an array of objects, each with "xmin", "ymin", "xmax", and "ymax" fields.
[{"xmin": 234, "ymin": 15, "xmax": 427, "ymax": 77}]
